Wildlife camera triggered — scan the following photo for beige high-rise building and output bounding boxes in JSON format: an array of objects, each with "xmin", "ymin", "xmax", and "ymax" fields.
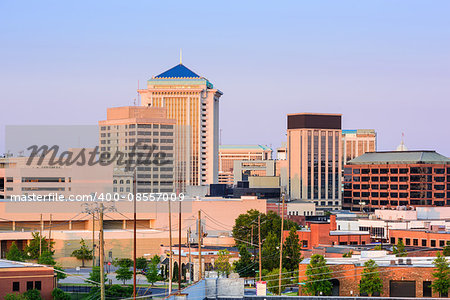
[
  {"xmin": 99, "ymin": 106, "xmax": 177, "ymax": 195},
  {"xmin": 287, "ymin": 113, "xmax": 342, "ymax": 211},
  {"xmin": 342, "ymin": 129, "xmax": 377, "ymax": 164},
  {"xmin": 218, "ymin": 145, "xmax": 272, "ymax": 185},
  {"xmin": 138, "ymin": 63, "xmax": 222, "ymax": 187}
]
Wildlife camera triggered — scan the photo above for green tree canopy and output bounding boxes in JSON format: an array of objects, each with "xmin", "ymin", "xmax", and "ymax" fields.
[
  {"xmin": 23, "ymin": 289, "xmax": 42, "ymax": 300},
  {"xmin": 233, "ymin": 244, "xmax": 255, "ymax": 277},
  {"xmin": 136, "ymin": 257, "xmax": 148, "ymax": 271},
  {"xmin": 146, "ymin": 262, "xmax": 161, "ymax": 285},
  {"xmin": 393, "ymin": 239, "xmax": 407, "ymax": 257},
  {"xmin": 431, "ymin": 252, "xmax": 450, "ymax": 297},
  {"xmin": 215, "ymin": 249, "xmax": 232, "ymax": 276},
  {"xmin": 6, "ymin": 242, "xmax": 25, "ymax": 262},
  {"xmin": 88, "ymin": 266, "xmax": 107, "ymax": 284},
  {"xmin": 114, "ymin": 258, "xmax": 133, "ymax": 284},
  {"xmin": 263, "ymin": 268, "xmax": 291, "ymax": 295},
  {"xmin": 261, "ymin": 231, "xmax": 279, "ymax": 271},
  {"xmin": 283, "ymin": 227, "xmax": 302, "ymax": 271},
  {"xmin": 51, "ymin": 288, "xmax": 70, "ymax": 300},
  {"xmin": 359, "ymin": 259, "xmax": 383, "ymax": 296},
  {"xmin": 70, "ymin": 238, "xmax": 93, "ymax": 267},
  {"xmin": 443, "ymin": 241, "xmax": 450, "ymax": 256},
  {"xmin": 24, "ymin": 232, "xmax": 53, "ymax": 260},
  {"xmin": 302, "ymin": 254, "xmax": 332, "ymax": 296},
  {"xmin": 232, "ymin": 210, "xmax": 299, "ymax": 249}
]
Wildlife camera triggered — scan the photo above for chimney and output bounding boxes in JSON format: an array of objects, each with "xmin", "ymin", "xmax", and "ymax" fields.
[{"xmin": 330, "ymin": 214, "xmax": 337, "ymax": 231}]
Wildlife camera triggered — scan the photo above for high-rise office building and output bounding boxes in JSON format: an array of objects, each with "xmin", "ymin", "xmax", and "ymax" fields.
[
  {"xmin": 99, "ymin": 106, "xmax": 177, "ymax": 195},
  {"xmin": 218, "ymin": 145, "xmax": 272, "ymax": 185},
  {"xmin": 287, "ymin": 113, "xmax": 342, "ymax": 211},
  {"xmin": 139, "ymin": 63, "xmax": 222, "ymax": 188},
  {"xmin": 342, "ymin": 129, "xmax": 377, "ymax": 164}
]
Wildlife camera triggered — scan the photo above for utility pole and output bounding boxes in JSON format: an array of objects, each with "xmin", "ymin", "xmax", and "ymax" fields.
[
  {"xmin": 99, "ymin": 203, "xmax": 105, "ymax": 300},
  {"xmin": 133, "ymin": 169, "xmax": 137, "ymax": 299},
  {"xmin": 39, "ymin": 214, "xmax": 43, "ymax": 256},
  {"xmin": 48, "ymin": 214, "xmax": 52, "ymax": 251},
  {"xmin": 92, "ymin": 211, "xmax": 96, "ymax": 268},
  {"xmin": 168, "ymin": 198, "xmax": 173, "ymax": 294},
  {"xmin": 198, "ymin": 210, "xmax": 202, "ymax": 281},
  {"xmin": 188, "ymin": 227, "xmax": 192, "ymax": 283},
  {"xmin": 278, "ymin": 194, "xmax": 285, "ymax": 295},
  {"xmin": 258, "ymin": 214, "xmax": 262, "ymax": 281},
  {"xmin": 178, "ymin": 197, "xmax": 182, "ymax": 292}
]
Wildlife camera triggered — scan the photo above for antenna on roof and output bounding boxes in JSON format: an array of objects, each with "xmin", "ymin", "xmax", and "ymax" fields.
[{"xmin": 180, "ymin": 49, "xmax": 182, "ymax": 65}]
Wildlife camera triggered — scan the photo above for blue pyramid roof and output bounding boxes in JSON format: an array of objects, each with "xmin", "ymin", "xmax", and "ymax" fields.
[{"xmin": 153, "ymin": 64, "xmax": 201, "ymax": 79}]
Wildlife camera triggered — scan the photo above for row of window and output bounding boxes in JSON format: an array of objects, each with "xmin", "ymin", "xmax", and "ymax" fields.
[
  {"xmin": 101, "ymin": 124, "xmax": 174, "ymax": 130},
  {"xmin": 391, "ymin": 237, "xmax": 449, "ymax": 248},
  {"xmin": 346, "ymin": 167, "xmax": 449, "ymax": 175},
  {"xmin": 343, "ymin": 198, "xmax": 449, "ymax": 206},
  {"xmin": 12, "ymin": 280, "xmax": 41, "ymax": 292}
]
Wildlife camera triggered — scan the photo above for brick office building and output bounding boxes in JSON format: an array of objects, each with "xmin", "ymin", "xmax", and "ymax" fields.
[
  {"xmin": 343, "ymin": 151, "xmax": 450, "ymax": 211},
  {"xmin": 389, "ymin": 228, "xmax": 450, "ymax": 249},
  {"xmin": 0, "ymin": 260, "xmax": 55, "ymax": 299},
  {"xmin": 283, "ymin": 215, "xmax": 370, "ymax": 250},
  {"xmin": 299, "ymin": 254, "xmax": 446, "ymax": 297}
]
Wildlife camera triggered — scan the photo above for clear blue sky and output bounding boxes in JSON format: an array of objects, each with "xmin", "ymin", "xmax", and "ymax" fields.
[{"xmin": 1, "ymin": 0, "xmax": 449, "ymax": 155}]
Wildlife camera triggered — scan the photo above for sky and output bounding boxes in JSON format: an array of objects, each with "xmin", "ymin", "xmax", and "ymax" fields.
[{"xmin": 1, "ymin": 0, "xmax": 449, "ymax": 155}]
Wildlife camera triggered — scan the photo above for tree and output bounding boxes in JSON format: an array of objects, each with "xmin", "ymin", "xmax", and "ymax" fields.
[
  {"xmin": 51, "ymin": 288, "xmax": 70, "ymax": 300},
  {"xmin": 261, "ymin": 231, "xmax": 279, "ymax": 271},
  {"xmin": 302, "ymin": 254, "xmax": 332, "ymax": 296},
  {"xmin": 283, "ymin": 227, "xmax": 302, "ymax": 271},
  {"xmin": 172, "ymin": 262, "xmax": 179, "ymax": 282},
  {"xmin": 431, "ymin": 252, "xmax": 450, "ymax": 297},
  {"xmin": 70, "ymin": 238, "xmax": 93, "ymax": 267},
  {"xmin": 443, "ymin": 241, "xmax": 450, "ymax": 256},
  {"xmin": 37, "ymin": 250, "xmax": 66, "ymax": 281},
  {"xmin": 114, "ymin": 258, "xmax": 133, "ymax": 285},
  {"xmin": 146, "ymin": 262, "xmax": 161, "ymax": 285},
  {"xmin": 343, "ymin": 250, "xmax": 353, "ymax": 258},
  {"xmin": 215, "ymin": 249, "xmax": 232, "ymax": 276},
  {"xmin": 88, "ymin": 266, "xmax": 107, "ymax": 284},
  {"xmin": 5, "ymin": 294, "xmax": 25, "ymax": 300},
  {"xmin": 23, "ymin": 289, "xmax": 42, "ymax": 300},
  {"xmin": 24, "ymin": 232, "xmax": 53, "ymax": 259},
  {"xmin": 38, "ymin": 250, "xmax": 56, "ymax": 265},
  {"xmin": 232, "ymin": 210, "xmax": 299, "ymax": 249},
  {"xmin": 264, "ymin": 268, "xmax": 291, "ymax": 295},
  {"xmin": 6, "ymin": 242, "xmax": 25, "ymax": 262},
  {"xmin": 106, "ymin": 285, "xmax": 133, "ymax": 297},
  {"xmin": 150, "ymin": 254, "xmax": 161, "ymax": 266},
  {"xmin": 54, "ymin": 265, "xmax": 67, "ymax": 281},
  {"xmin": 233, "ymin": 245, "xmax": 255, "ymax": 277},
  {"xmin": 393, "ymin": 239, "xmax": 407, "ymax": 257},
  {"xmin": 359, "ymin": 259, "xmax": 383, "ymax": 296},
  {"xmin": 136, "ymin": 256, "xmax": 148, "ymax": 271}
]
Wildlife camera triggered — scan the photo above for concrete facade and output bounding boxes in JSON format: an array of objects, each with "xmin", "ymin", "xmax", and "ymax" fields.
[{"xmin": 287, "ymin": 113, "xmax": 342, "ymax": 211}]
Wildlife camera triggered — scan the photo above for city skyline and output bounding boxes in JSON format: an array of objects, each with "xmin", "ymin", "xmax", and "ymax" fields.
[{"xmin": 1, "ymin": 1, "xmax": 450, "ymax": 156}]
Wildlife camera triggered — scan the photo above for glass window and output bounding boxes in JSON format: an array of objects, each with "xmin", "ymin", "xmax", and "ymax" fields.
[
  {"xmin": 35, "ymin": 281, "xmax": 41, "ymax": 290},
  {"xmin": 13, "ymin": 282, "xmax": 20, "ymax": 291},
  {"xmin": 27, "ymin": 281, "xmax": 33, "ymax": 290}
]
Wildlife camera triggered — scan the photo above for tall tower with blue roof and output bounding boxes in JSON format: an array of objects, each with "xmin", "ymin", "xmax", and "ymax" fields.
[{"xmin": 139, "ymin": 62, "xmax": 222, "ymax": 190}]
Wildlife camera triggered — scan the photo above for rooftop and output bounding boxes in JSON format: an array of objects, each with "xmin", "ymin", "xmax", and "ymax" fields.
[
  {"xmin": 0, "ymin": 259, "xmax": 48, "ymax": 269},
  {"xmin": 153, "ymin": 63, "xmax": 201, "ymax": 79},
  {"xmin": 348, "ymin": 150, "xmax": 450, "ymax": 165},
  {"xmin": 219, "ymin": 144, "xmax": 272, "ymax": 151}
]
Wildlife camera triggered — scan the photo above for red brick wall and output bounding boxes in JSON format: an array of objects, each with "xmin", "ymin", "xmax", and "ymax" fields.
[
  {"xmin": 299, "ymin": 263, "xmax": 440, "ymax": 297},
  {"xmin": 0, "ymin": 267, "xmax": 54, "ymax": 300}
]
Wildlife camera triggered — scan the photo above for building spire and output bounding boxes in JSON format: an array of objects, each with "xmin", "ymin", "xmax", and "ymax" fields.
[{"xmin": 179, "ymin": 49, "xmax": 182, "ymax": 65}]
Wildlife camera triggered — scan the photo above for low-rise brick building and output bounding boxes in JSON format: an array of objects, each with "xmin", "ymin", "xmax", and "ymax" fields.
[
  {"xmin": 284, "ymin": 214, "xmax": 370, "ymax": 250},
  {"xmin": 0, "ymin": 260, "xmax": 55, "ymax": 299},
  {"xmin": 299, "ymin": 253, "xmax": 446, "ymax": 297}
]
